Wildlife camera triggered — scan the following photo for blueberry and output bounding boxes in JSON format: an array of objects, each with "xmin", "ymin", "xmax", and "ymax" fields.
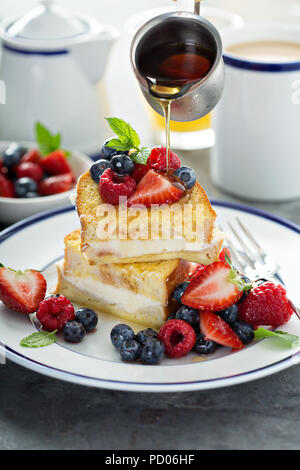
[
  {"xmin": 120, "ymin": 339, "xmax": 141, "ymax": 362},
  {"xmin": 175, "ymin": 305, "xmax": 199, "ymax": 327},
  {"xmin": 172, "ymin": 281, "xmax": 189, "ymax": 304},
  {"xmin": 101, "ymin": 139, "xmax": 128, "ymax": 160},
  {"xmin": 63, "ymin": 321, "xmax": 86, "ymax": 343},
  {"xmin": 110, "ymin": 324, "xmax": 135, "ymax": 350},
  {"xmin": 174, "ymin": 166, "xmax": 196, "ymax": 189},
  {"xmin": 140, "ymin": 339, "xmax": 165, "ymax": 365},
  {"xmin": 14, "ymin": 177, "xmax": 37, "ymax": 197},
  {"xmin": 217, "ymin": 304, "xmax": 239, "ymax": 324},
  {"xmin": 231, "ymin": 321, "xmax": 254, "ymax": 345},
  {"xmin": 90, "ymin": 159, "xmax": 111, "ymax": 184},
  {"xmin": 237, "ymin": 275, "xmax": 252, "ymax": 304},
  {"xmin": 193, "ymin": 334, "xmax": 217, "ymax": 354},
  {"xmin": 2, "ymin": 143, "xmax": 27, "ymax": 168},
  {"xmin": 135, "ymin": 328, "xmax": 158, "ymax": 346},
  {"xmin": 111, "ymin": 155, "xmax": 134, "ymax": 176},
  {"xmin": 75, "ymin": 308, "xmax": 98, "ymax": 332}
]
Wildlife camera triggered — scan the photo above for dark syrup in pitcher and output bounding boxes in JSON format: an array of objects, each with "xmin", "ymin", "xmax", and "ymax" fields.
[{"xmin": 135, "ymin": 17, "xmax": 216, "ymax": 169}]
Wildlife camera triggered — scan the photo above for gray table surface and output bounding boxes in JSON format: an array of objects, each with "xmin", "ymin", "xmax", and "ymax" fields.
[{"xmin": 1, "ymin": 148, "xmax": 300, "ymax": 450}]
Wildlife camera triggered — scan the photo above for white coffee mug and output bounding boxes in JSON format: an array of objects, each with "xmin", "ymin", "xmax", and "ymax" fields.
[{"xmin": 211, "ymin": 23, "xmax": 300, "ymax": 201}]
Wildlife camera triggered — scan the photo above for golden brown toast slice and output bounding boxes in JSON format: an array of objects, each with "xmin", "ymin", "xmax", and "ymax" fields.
[
  {"xmin": 76, "ymin": 171, "xmax": 223, "ymax": 264},
  {"xmin": 55, "ymin": 230, "xmax": 192, "ymax": 327}
]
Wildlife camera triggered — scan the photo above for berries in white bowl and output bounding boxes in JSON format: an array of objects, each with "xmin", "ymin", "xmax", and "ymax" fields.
[{"xmin": 0, "ymin": 123, "xmax": 91, "ymax": 224}]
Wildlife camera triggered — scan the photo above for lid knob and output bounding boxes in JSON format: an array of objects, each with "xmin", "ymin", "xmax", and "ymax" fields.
[
  {"xmin": 41, "ymin": 0, "xmax": 53, "ymax": 7},
  {"xmin": 5, "ymin": 0, "xmax": 88, "ymax": 41}
]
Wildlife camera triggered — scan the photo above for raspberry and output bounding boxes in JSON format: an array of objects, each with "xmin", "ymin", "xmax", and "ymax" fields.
[
  {"xmin": 158, "ymin": 319, "xmax": 196, "ymax": 358},
  {"xmin": 99, "ymin": 168, "xmax": 136, "ymax": 205},
  {"xmin": 15, "ymin": 162, "xmax": 44, "ymax": 182},
  {"xmin": 238, "ymin": 281, "xmax": 294, "ymax": 328},
  {"xmin": 147, "ymin": 146, "xmax": 181, "ymax": 171},
  {"xmin": 36, "ymin": 295, "xmax": 75, "ymax": 331}
]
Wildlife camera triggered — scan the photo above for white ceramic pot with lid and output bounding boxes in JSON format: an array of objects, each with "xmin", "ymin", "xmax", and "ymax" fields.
[{"xmin": 0, "ymin": 0, "xmax": 119, "ymax": 155}]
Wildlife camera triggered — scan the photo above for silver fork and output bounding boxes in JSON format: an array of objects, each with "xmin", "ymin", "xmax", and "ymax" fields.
[{"xmin": 220, "ymin": 217, "xmax": 300, "ymax": 320}]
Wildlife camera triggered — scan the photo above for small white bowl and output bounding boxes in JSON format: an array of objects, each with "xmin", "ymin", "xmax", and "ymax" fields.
[{"xmin": 0, "ymin": 141, "xmax": 92, "ymax": 225}]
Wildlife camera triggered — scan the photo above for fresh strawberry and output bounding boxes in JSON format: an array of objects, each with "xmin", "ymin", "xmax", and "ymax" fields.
[
  {"xmin": 181, "ymin": 261, "xmax": 246, "ymax": 311},
  {"xmin": 0, "ymin": 173, "xmax": 15, "ymax": 198},
  {"xmin": 189, "ymin": 264, "xmax": 205, "ymax": 282},
  {"xmin": 40, "ymin": 150, "xmax": 72, "ymax": 175},
  {"xmin": 131, "ymin": 163, "xmax": 150, "ymax": 183},
  {"xmin": 219, "ymin": 247, "xmax": 231, "ymax": 263},
  {"xmin": 99, "ymin": 168, "xmax": 136, "ymax": 205},
  {"xmin": 127, "ymin": 169, "xmax": 184, "ymax": 207},
  {"xmin": 0, "ymin": 267, "xmax": 47, "ymax": 314},
  {"xmin": 38, "ymin": 172, "xmax": 73, "ymax": 196},
  {"xmin": 15, "ymin": 162, "xmax": 44, "ymax": 182},
  {"xmin": 20, "ymin": 149, "xmax": 42, "ymax": 165},
  {"xmin": 200, "ymin": 311, "xmax": 244, "ymax": 349},
  {"xmin": 147, "ymin": 146, "xmax": 181, "ymax": 171},
  {"xmin": 238, "ymin": 281, "xmax": 294, "ymax": 328}
]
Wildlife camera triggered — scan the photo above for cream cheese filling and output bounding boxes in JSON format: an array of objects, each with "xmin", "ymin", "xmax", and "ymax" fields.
[
  {"xmin": 58, "ymin": 263, "xmax": 162, "ymax": 313},
  {"xmin": 85, "ymin": 227, "xmax": 223, "ymax": 258}
]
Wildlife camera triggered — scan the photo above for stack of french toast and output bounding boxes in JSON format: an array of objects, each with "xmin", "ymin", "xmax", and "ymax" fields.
[{"xmin": 56, "ymin": 130, "xmax": 224, "ymax": 328}]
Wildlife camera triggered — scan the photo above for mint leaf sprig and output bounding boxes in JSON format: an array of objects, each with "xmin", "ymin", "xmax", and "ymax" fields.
[
  {"xmin": 105, "ymin": 117, "xmax": 150, "ymax": 165},
  {"xmin": 224, "ymin": 252, "xmax": 253, "ymax": 292},
  {"xmin": 254, "ymin": 327, "xmax": 299, "ymax": 348},
  {"xmin": 35, "ymin": 122, "xmax": 70, "ymax": 157},
  {"xmin": 20, "ymin": 330, "xmax": 58, "ymax": 348}
]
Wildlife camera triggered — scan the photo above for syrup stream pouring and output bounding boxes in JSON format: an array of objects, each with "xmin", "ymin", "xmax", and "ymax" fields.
[
  {"xmin": 161, "ymin": 1, "xmax": 202, "ymax": 168},
  {"xmin": 130, "ymin": 6, "xmax": 224, "ymax": 121},
  {"xmin": 130, "ymin": 0, "xmax": 223, "ymax": 169}
]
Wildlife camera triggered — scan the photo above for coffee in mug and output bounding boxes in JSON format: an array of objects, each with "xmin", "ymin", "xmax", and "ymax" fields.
[
  {"xmin": 226, "ymin": 40, "xmax": 300, "ymax": 62},
  {"xmin": 211, "ymin": 24, "xmax": 300, "ymax": 201}
]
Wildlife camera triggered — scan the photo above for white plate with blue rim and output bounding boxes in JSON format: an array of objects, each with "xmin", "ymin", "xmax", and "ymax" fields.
[{"xmin": 0, "ymin": 200, "xmax": 300, "ymax": 392}]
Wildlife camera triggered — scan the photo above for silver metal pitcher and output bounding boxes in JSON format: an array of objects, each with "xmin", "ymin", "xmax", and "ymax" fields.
[{"xmin": 130, "ymin": 11, "xmax": 224, "ymax": 122}]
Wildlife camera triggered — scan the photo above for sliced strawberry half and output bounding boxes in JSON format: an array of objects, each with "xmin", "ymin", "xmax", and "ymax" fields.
[
  {"xmin": 127, "ymin": 169, "xmax": 184, "ymax": 207},
  {"xmin": 189, "ymin": 263, "xmax": 205, "ymax": 282},
  {"xmin": 0, "ymin": 267, "xmax": 47, "ymax": 314},
  {"xmin": 200, "ymin": 311, "xmax": 244, "ymax": 349},
  {"xmin": 181, "ymin": 261, "xmax": 243, "ymax": 311}
]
